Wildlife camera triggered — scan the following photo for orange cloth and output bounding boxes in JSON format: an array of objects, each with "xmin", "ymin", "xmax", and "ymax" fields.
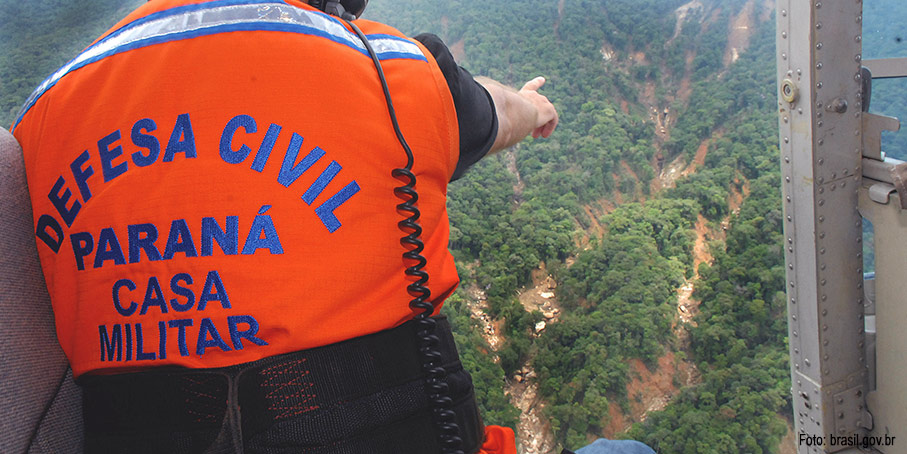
[
  {"xmin": 479, "ymin": 426, "xmax": 518, "ymax": 454},
  {"xmin": 14, "ymin": 0, "xmax": 460, "ymax": 378}
]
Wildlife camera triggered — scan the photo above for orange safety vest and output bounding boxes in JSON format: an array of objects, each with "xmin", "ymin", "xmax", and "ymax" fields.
[
  {"xmin": 14, "ymin": 2, "xmax": 518, "ymax": 451},
  {"xmin": 14, "ymin": 0, "xmax": 461, "ymax": 377}
]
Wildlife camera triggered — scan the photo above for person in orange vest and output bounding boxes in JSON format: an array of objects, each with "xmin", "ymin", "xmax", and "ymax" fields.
[{"xmin": 12, "ymin": 0, "xmax": 557, "ymax": 452}]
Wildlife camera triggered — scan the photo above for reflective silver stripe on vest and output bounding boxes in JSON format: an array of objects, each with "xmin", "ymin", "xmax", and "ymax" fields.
[{"xmin": 13, "ymin": 1, "xmax": 426, "ymax": 131}]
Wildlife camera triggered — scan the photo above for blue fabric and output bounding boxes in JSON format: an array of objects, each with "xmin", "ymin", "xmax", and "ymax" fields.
[{"xmin": 575, "ymin": 438, "xmax": 656, "ymax": 454}]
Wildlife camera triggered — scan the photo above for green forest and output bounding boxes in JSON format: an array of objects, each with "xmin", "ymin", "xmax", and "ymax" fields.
[{"xmin": 4, "ymin": 0, "xmax": 907, "ymax": 453}]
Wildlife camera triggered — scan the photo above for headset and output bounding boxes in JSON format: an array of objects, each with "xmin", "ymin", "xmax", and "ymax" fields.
[
  {"xmin": 312, "ymin": 2, "xmax": 466, "ymax": 453},
  {"xmin": 309, "ymin": 0, "xmax": 368, "ymax": 20}
]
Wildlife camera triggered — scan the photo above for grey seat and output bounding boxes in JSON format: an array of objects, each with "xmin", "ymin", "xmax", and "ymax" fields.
[{"xmin": 0, "ymin": 127, "xmax": 83, "ymax": 453}]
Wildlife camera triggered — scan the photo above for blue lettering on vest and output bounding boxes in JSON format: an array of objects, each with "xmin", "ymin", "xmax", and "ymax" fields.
[
  {"xmin": 131, "ymin": 118, "xmax": 160, "ymax": 167},
  {"xmin": 98, "ymin": 130, "xmax": 128, "ymax": 182},
  {"xmin": 135, "ymin": 322, "xmax": 156, "ymax": 361},
  {"xmin": 169, "ymin": 273, "xmax": 195, "ymax": 312},
  {"xmin": 315, "ymin": 181, "xmax": 361, "ymax": 233},
  {"xmin": 94, "ymin": 227, "xmax": 126, "ymax": 268},
  {"xmin": 48, "ymin": 176, "xmax": 81, "ymax": 228},
  {"xmin": 71, "ymin": 231, "xmax": 94, "ymax": 271},
  {"xmin": 196, "ymin": 317, "xmax": 232, "ymax": 356},
  {"xmin": 198, "ymin": 270, "xmax": 231, "ymax": 310},
  {"xmin": 99, "ymin": 324, "xmax": 123, "ymax": 362},
  {"xmin": 70, "ymin": 150, "xmax": 94, "ymax": 202},
  {"xmin": 242, "ymin": 206, "xmax": 284, "ymax": 255},
  {"xmin": 277, "ymin": 133, "xmax": 324, "ymax": 187},
  {"xmin": 227, "ymin": 315, "xmax": 268, "ymax": 350},
  {"xmin": 128, "ymin": 223, "xmax": 162, "ymax": 263},
  {"xmin": 112, "ymin": 278, "xmax": 138, "ymax": 316},
  {"xmin": 220, "ymin": 114, "xmax": 256, "ymax": 164},
  {"xmin": 163, "ymin": 219, "xmax": 198, "ymax": 259},
  {"xmin": 168, "ymin": 318, "xmax": 193, "ymax": 357},
  {"xmin": 140, "ymin": 276, "xmax": 168, "ymax": 315},
  {"xmin": 251, "ymin": 123, "xmax": 282, "ymax": 172},
  {"xmin": 301, "ymin": 161, "xmax": 341, "ymax": 205},
  {"xmin": 37, "ymin": 214, "xmax": 64, "ymax": 253},
  {"xmin": 201, "ymin": 216, "xmax": 239, "ymax": 256},
  {"xmin": 158, "ymin": 320, "xmax": 167, "ymax": 360},
  {"xmin": 163, "ymin": 113, "xmax": 196, "ymax": 161}
]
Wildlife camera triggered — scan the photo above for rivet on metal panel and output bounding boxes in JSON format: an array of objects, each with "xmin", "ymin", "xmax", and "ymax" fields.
[
  {"xmin": 817, "ymin": 120, "xmax": 823, "ymax": 127},
  {"xmin": 822, "ymin": 309, "xmax": 828, "ymax": 315},
  {"xmin": 831, "ymin": 185, "xmax": 835, "ymax": 191},
  {"xmin": 857, "ymin": 281, "xmax": 863, "ymax": 288},
  {"xmin": 816, "ymin": 62, "xmax": 823, "ymax": 70},
  {"xmin": 857, "ymin": 237, "xmax": 862, "ymax": 243},
  {"xmin": 821, "ymin": 264, "xmax": 826, "ymax": 270},
  {"xmin": 798, "ymin": 108, "xmax": 803, "ymax": 115},
  {"xmin": 818, "ymin": 158, "xmax": 824, "ymax": 165},
  {"xmin": 783, "ymin": 116, "xmax": 789, "ymax": 123},
  {"xmin": 818, "ymin": 177, "xmax": 825, "ymax": 184},
  {"xmin": 842, "ymin": 181, "xmax": 846, "ymax": 188},
  {"xmin": 797, "ymin": 68, "xmax": 802, "ymax": 76},
  {"xmin": 788, "ymin": 215, "xmax": 793, "ymax": 222},
  {"xmin": 820, "ymin": 247, "xmax": 825, "ymax": 254},
  {"xmin": 816, "ymin": 42, "xmax": 822, "ymax": 49},
  {"xmin": 818, "ymin": 199, "xmax": 825, "ymax": 206},
  {"xmin": 790, "ymin": 281, "xmax": 795, "ymax": 287},
  {"xmin": 787, "ymin": 70, "xmax": 793, "ymax": 77},
  {"xmin": 819, "ymin": 232, "xmax": 825, "ymax": 239},
  {"xmin": 788, "ymin": 237, "xmax": 793, "ymax": 244},
  {"xmin": 782, "ymin": 31, "xmax": 788, "ymax": 39},
  {"xmin": 855, "ymin": 35, "xmax": 861, "ymax": 42},
  {"xmin": 823, "ymin": 325, "xmax": 828, "ymax": 331},
  {"xmin": 789, "ymin": 246, "xmax": 794, "ymax": 252},
  {"xmin": 821, "ymin": 279, "xmax": 826, "ymax": 286},
  {"xmin": 782, "ymin": 53, "xmax": 788, "ymax": 60},
  {"xmin": 857, "ymin": 267, "xmax": 862, "ymax": 274},
  {"xmin": 855, "ymin": 54, "xmax": 862, "ymax": 62},
  {"xmin": 782, "ymin": 9, "xmax": 787, "ymax": 16},
  {"xmin": 824, "ymin": 340, "xmax": 829, "ymax": 346},
  {"xmin": 824, "ymin": 369, "xmax": 829, "ymax": 375},
  {"xmin": 819, "ymin": 215, "xmax": 824, "ymax": 222},
  {"xmin": 817, "ymin": 100, "xmax": 824, "ymax": 109},
  {"xmin": 856, "ymin": 390, "xmax": 862, "ymax": 397},
  {"xmin": 819, "ymin": 187, "xmax": 825, "ymax": 194},
  {"xmin": 858, "ymin": 314, "xmax": 864, "ymax": 320},
  {"xmin": 818, "ymin": 139, "xmax": 824, "ymax": 146},
  {"xmin": 857, "ymin": 14, "xmax": 862, "ymax": 23},
  {"xmin": 837, "ymin": 397, "xmax": 844, "ymax": 404},
  {"xmin": 790, "ymin": 263, "xmax": 794, "ymax": 269},
  {"xmin": 784, "ymin": 138, "xmax": 790, "ymax": 143},
  {"xmin": 822, "ymin": 294, "xmax": 827, "ymax": 301},
  {"xmin": 815, "ymin": 1, "xmax": 822, "ymax": 8},
  {"xmin": 832, "ymin": 172, "xmax": 837, "ymax": 179},
  {"xmin": 785, "ymin": 157, "xmax": 790, "ymax": 163},
  {"xmin": 816, "ymin": 22, "xmax": 822, "ymax": 30},
  {"xmin": 791, "ymin": 298, "xmax": 796, "ymax": 304},
  {"xmin": 805, "ymin": 358, "xmax": 810, "ymax": 366},
  {"xmin": 859, "ymin": 342, "xmax": 863, "ymax": 348},
  {"xmin": 794, "ymin": 331, "xmax": 799, "ymax": 337}
]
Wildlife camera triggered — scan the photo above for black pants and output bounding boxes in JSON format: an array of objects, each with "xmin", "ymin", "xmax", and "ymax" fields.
[{"xmin": 80, "ymin": 317, "xmax": 484, "ymax": 454}]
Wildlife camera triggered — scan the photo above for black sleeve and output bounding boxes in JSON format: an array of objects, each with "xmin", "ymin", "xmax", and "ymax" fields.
[{"xmin": 414, "ymin": 33, "xmax": 498, "ymax": 182}]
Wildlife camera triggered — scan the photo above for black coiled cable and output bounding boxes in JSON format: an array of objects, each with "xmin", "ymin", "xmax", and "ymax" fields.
[{"xmin": 344, "ymin": 19, "xmax": 465, "ymax": 454}]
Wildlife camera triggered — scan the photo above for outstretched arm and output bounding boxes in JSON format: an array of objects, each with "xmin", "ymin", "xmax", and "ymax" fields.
[{"xmin": 476, "ymin": 76, "xmax": 559, "ymax": 153}]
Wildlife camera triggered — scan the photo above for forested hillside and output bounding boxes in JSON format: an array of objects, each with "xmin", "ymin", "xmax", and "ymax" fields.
[{"xmin": 11, "ymin": 1, "xmax": 906, "ymax": 453}]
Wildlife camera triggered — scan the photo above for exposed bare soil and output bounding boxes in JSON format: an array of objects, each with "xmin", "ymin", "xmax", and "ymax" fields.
[
  {"xmin": 723, "ymin": 0, "xmax": 755, "ymax": 68},
  {"xmin": 508, "ymin": 263, "xmax": 563, "ymax": 454}
]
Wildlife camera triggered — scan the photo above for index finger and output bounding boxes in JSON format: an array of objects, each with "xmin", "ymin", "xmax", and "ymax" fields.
[{"xmin": 521, "ymin": 76, "xmax": 546, "ymax": 92}]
